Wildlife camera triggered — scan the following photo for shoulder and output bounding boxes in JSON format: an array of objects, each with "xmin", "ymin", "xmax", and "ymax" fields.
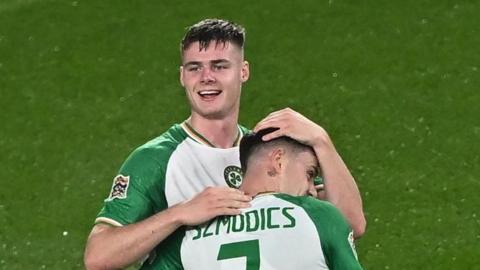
[
  {"xmin": 140, "ymin": 124, "xmax": 188, "ymax": 153},
  {"xmin": 273, "ymin": 194, "xmax": 337, "ymax": 212},
  {"xmin": 127, "ymin": 124, "xmax": 188, "ymax": 163},
  {"xmin": 273, "ymin": 194, "xmax": 347, "ymax": 224}
]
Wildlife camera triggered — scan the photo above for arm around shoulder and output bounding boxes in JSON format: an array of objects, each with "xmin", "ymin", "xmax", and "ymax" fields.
[
  {"xmin": 84, "ymin": 186, "xmax": 251, "ymax": 269},
  {"xmin": 84, "ymin": 206, "xmax": 184, "ymax": 270}
]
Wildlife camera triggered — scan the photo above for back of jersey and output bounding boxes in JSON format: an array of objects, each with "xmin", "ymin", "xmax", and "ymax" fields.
[{"xmin": 180, "ymin": 194, "xmax": 329, "ymax": 270}]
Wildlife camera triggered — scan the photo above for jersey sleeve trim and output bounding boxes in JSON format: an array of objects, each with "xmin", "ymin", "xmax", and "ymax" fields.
[{"xmin": 94, "ymin": 217, "xmax": 123, "ymax": 227}]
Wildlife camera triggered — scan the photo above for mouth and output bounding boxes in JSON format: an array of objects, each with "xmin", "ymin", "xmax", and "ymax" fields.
[{"xmin": 197, "ymin": 90, "xmax": 222, "ymax": 100}]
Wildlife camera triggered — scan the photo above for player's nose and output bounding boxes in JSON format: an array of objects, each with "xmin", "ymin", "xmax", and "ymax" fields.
[{"xmin": 200, "ymin": 67, "xmax": 215, "ymax": 84}]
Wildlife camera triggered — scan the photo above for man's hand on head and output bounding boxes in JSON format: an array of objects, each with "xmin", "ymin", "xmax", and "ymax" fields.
[
  {"xmin": 173, "ymin": 186, "xmax": 252, "ymax": 226},
  {"xmin": 253, "ymin": 108, "xmax": 332, "ymax": 149}
]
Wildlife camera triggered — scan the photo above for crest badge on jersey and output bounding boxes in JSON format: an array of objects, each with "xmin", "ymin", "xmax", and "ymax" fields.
[
  {"xmin": 106, "ymin": 174, "xmax": 130, "ymax": 201},
  {"xmin": 223, "ymin": 165, "xmax": 243, "ymax": 188}
]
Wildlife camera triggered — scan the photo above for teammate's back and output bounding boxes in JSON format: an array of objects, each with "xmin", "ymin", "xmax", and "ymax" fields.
[{"xmin": 180, "ymin": 193, "xmax": 362, "ymax": 270}]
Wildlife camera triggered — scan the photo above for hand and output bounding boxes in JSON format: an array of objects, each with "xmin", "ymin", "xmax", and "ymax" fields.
[
  {"xmin": 253, "ymin": 108, "xmax": 330, "ymax": 148},
  {"xmin": 174, "ymin": 186, "xmax": 252, "ymax": 226}
]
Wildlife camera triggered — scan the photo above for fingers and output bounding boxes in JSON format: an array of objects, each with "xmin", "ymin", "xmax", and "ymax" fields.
[
  {"xmin": 254, "ymin": 108, "xmax": 326, "ymax": 148},
  {"xmin": 178, "ymin": 187, "xmax": 252, "ymax": 225},
  {"xmin": 200, "ymin": 186, "xmax": 252, "ymax": 209},
  {"xmin": 201, "ymin": 189, "xmax": 252, "ymax": 219},
  {"xmin": 253, "ymin": 117, "xmax": 290, "ymax": 138},
  {"xmin": 217, "ymin": 198, "xmax": 251, "ymax": 209},
  {"xmin": 228, "ymin": 192, "xmax": 253, "ymax": 202},
  {"xmin": 254, "ymin": 114, "xmax": 289, "ymax": 132},
  {"xmin": 253, "ymin": 108, "xmax": 305, "ymax": 139},
  {"xmin": 214, "ymin": 207, "xmax": 243, "ymax": 216},
  {"xmin": 254, "ymin": 117, "xmax": 284, "ymax": 132},
  {"xmin": 261, "ymin": 107, "xmax": 294, "ymax": 119},
  {"xmin": 260, "ymin": 129, "xmax": 286, "ymax": 141},
  {"xmin": 254, "ymin": 116, "xmax": 295, "ymax": 142},
  {"xmin": 203, "ymin": 186, "xmax": 252, "ymax": 201},
  {"xmin": 254, "ymin": 108, "xmax": 297, "ymax": 131}
]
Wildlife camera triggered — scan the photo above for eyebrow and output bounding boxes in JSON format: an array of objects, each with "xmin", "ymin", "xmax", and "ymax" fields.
[
  {"xmin": 211, "ymin": 59, "xmax": 230, "ymax": 65},
  {"xmin": 183, "ymin": 61, "xmax": 201, "ymax": 67},
  {"xmin": 183, "ymin": 59, "xmax": 231, "ymax": 67}
]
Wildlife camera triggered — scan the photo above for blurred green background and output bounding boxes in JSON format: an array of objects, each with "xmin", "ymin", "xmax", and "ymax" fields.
[{"xmin": 1, "ymin": 0, "xmax": 479, "ymax": 268}]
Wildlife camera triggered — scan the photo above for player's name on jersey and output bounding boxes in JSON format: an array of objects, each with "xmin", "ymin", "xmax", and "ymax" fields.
[{"xmin": 190, "ymin": 207, "xmax": 296, "ymax": 241}]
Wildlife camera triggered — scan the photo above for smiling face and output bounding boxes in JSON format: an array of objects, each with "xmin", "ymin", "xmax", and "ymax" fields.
[{"xmin": 180, "ymin": 41, "xmax": 249, "ymax": 120}]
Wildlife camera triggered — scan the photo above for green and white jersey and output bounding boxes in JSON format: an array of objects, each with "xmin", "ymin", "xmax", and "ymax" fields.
[
  {"xmin": 143, "ymin": 193, "xmax": 362, "ymax": 270},
  {"xmin": 95, "ymin": 122, "xmax": 249, "ymax": 227}
]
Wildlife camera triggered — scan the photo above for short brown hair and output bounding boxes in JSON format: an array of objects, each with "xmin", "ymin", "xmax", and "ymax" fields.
[
  {"xmin": 180, "ymin": 18, "xmax": 245, "ymax": 54},
  {"xmin": 239, "ymin": 128, "xmax": 314, "ymax": 174}
]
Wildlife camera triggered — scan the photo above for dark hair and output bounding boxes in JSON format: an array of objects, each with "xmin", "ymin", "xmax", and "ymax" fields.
[
  {"xmin": 180, "ymin": 18, "xmax": 245, "ymax": 53},
  {"xmin": 239, "ymin": 128, "xmax": 314, "ymax": 174}
]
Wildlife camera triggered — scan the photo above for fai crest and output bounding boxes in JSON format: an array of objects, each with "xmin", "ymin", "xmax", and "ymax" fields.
[
  {"xmin": 223, "ymin": 166, "xmax": 243, "ymax": 188},
  {"xmin": 106, "ymin": 175, "xmax": 130, "ymax": 201}
]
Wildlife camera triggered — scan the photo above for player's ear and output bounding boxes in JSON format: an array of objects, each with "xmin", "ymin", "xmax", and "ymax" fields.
[
  {"xmin": 241, "ymin": 61, "xmax": 249, "ymax": 82},
  {"xmin": 179, "ymin": 66, "xmax": 185, "ymax": 87},
  {"xmin": 270, "ymin": 148, "xmax": 285, "ymax": 172}
]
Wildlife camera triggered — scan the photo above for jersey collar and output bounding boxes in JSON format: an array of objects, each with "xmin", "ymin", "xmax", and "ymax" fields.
[{"xmin": 181, "ymin": 121, "xmax": 244, "ymax": 148}]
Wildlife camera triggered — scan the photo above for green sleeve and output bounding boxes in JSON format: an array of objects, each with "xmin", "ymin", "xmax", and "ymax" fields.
[
  {"xmin": 303, "ymin": 197, "xmax": 363, "ymax": 270},
  {"xmin": 96, "ymin": 145, "xmax": 170, "ymax": 225},
  {"xmin": 275, "ymin": 194, "xmax": 362, "ymax": 270},
  {"xmin": 140, "ymin": 228, "xmax": 185, "ymax": 270}
]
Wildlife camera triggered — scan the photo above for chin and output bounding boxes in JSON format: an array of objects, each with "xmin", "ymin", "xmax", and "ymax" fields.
[
  {"xmin": 198, "ymin": 106, "xmax": 236, "ymax": 120},
  {"xmin": 192, "ymin": 106, "xmax": 224, "ymax": 119},
  {"xmin": 201, "ymin": 110, "xmax": 228, "ymax": 120}
]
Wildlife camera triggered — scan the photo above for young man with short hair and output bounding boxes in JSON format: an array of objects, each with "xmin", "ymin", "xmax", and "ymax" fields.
[{"xmin": 84, "ymin": 19, "xmax": 365, "ymax": 270}]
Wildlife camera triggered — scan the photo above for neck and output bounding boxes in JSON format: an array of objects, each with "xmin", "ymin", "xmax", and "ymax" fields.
[
  {"xmin": 240, "ymin": 168, "xmax": 279, "ymax": 197},
  {"xmin": 188, "ymin": 112, "xmax": 239, "ymax": 148}
]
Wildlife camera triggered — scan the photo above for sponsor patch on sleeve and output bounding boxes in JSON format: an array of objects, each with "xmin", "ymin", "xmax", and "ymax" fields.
[{"xmin": 106, "ymin": 174, "xmax": 130, "ymax": 201}]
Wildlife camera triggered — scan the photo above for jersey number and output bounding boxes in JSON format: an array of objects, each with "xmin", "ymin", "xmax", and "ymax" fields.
[{"xmin": 217, "ymin": 239, "xmax": 260, "ymax": 270}]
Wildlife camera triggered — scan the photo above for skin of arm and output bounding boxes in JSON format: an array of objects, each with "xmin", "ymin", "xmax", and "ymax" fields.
[
  {"xmin": 254, "ymin": 108, "xmax": 366, "ymax": 237},
  {"xmin": 84, "ymin": 187, "xmax": 251, "ymax": 270}
]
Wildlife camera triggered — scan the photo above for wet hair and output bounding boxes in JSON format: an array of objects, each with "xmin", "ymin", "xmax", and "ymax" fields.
[
  {"xmin": 239, "ymin": 128, "xmax": 314, "ymax": 174},
  {"xmin": 180, "ymin": 18, "xmax": 245, "ymax": 54}
]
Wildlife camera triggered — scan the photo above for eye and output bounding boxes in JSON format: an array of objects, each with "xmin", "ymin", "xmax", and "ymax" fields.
[
  {"xmin": 307, "ymin": 170, "xmax": 316, "ymax": 181},
  {"xmin": 187, "ymin": 65, "xmax": 201, "ymax": 72},
  {"xmin": 212, "ymin": 64, "xmax": 227, "ymax": 70}
]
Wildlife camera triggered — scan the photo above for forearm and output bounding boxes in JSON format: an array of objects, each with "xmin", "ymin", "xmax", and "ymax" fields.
[
  {"xmin": 314, "ymin": 136, "xmax": 366, "ymax": 238},
  {"xmin": 84, "ymin": 186, "xmax": 250, "ymax": 269},
  {"xmin": 84, "ymin": 206, "xmax": 182, "ymax": 270}
]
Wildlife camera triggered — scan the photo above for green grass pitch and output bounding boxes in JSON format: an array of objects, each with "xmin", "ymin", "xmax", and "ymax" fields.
[{"xmin": 1, "ymin": 0, "xmax": 479, "ymax": 268}]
